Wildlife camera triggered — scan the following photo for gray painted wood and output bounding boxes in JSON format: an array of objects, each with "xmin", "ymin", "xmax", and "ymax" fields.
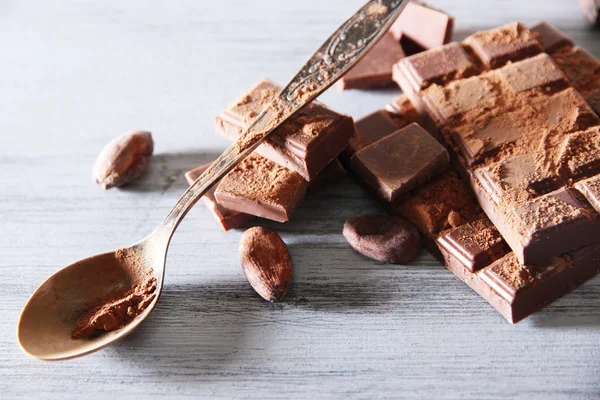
[{"xmin": 1, "ymin": 1, "xmax": 599, "ymax": 398}]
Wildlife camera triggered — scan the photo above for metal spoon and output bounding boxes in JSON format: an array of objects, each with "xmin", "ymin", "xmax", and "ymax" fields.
[{"xmin": 17, "ymin": 0, "xmax": 409, "ymax": 361}]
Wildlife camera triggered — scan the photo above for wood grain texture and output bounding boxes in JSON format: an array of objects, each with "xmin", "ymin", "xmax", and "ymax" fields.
[{"xmin": 1, "ymin": 1, "xmax": 599, "ymax": 398}]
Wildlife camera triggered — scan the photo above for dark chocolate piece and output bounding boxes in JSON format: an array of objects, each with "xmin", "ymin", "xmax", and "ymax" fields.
[
  {"xmin": 337, "ymin": 33, "xmax": 406, "ymax": 90},
  {"xmin": 437, "ymin": 216, "xmax": 508, "ymax": 272},
  {"xmin": 343, "ymin": 214, "xmax": 421, "ymax": 264},
  {"xmin": 580, "ymin": 0, "xmax": 600, "ymax": 25},
  {"xmin": 214, "ymin": 154, "xmax": 309, "ymax": 223},
  {"xmin": 215, "ymin": 79, "xmax": 356, "ymax": 181},
  {"xmin": 185, "ymin": 163, "xmax": 254, "ymax": 231},
  {"xmin": 389, "ymin": 1, "xmax": 454, "ymax": 50},
  {"xmin": 343, "ymin": 110, "xmax": 400, "ymax": 159},
  {"xmin": 350, "ymin": 123, "xmax": 449, "ymax": 202},
  {"xmin": 384, "ymin": 95, "xmax": 424, "ymax": 128},
  {"xmin": 308, "ymin": 159, "xmax": 347, "ymax": 192},
  {"xmin": 462, "ymin": 22, "xmax": 542, "ymax": 69},
  {"xmin": 530, "ymin": 22, "xmax": 574, "ymax": 53}
]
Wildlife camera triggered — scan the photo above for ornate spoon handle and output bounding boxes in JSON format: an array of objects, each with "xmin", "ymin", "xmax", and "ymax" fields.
[{"xmin": 159, "ymin": 0, "xmax": 409, "ymax": 236}]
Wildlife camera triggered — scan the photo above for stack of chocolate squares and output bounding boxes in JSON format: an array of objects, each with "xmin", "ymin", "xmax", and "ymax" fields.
[
  {"xmin": 185, "ymin": 1, "xmax": 455, "ymax": 231},
  {"xmin": 347, "ymin": 21, "xmax": 600, "ymax": 323}
]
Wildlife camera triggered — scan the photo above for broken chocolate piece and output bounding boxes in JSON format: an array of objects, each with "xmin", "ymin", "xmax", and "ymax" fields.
[
  {"xmin": 185, "ymin": 163, "xmax": 254, "ymax": 231},
  {"xmin": 350, "ymin": 123, "xmax": 449, "ymax": 202},
  {"xmin": 437, "ymin": 215, "xmax": 508, "ymax": 272},
  {"xmin": 337, "ymin": 33, "xmax": 406, "ymax": 90},
  {"xmin": 214, "ymin": 154, "xmax": 308, "ymax": 223},
  {"xmin": 462, "ymin": 22, "xmax": 542, "ymax": 69},
  {"xmin": 215, "ymin": 79, "xmax": 356, "ymax": 181},
  {"xmin": 575, "ymin": 174, "xmax": 600, "ymax": 213},
  {"xmin": 344, "ymin": 110, "xmax": 400, "ymax": 158},
  {"xmin": 389, "ymin": 1, "xmax": 454, "ymax": 50},
  {"xmin": 530, "ymin": 21, "xmax": 574, "ymax": 53}
]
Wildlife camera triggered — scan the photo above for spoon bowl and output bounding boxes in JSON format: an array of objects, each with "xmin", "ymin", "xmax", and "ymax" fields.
[{"xmin": 17, "ymin": 232, "xmax": 167, "ymax": 361}]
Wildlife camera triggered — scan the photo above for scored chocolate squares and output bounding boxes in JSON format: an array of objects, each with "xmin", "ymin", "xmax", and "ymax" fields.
[
  {"xmin": 216, "ymin": 78, "xmax": 355, "ymax": 181},
  {"xmin": 393, "ymin": 21, "xmax": 600, "ymax": 266}
]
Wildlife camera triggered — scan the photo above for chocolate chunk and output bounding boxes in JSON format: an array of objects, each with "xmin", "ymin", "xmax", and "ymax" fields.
[
  {"xmin": 580, "ymin": 0, "xmax": 600, "ymax": 25},
  {"xmin": 496, "ymin": 53, "xmax": 569, "ymax": 94},
  {"xmin": 437, "ymin": 216, "xmax": 508, "ymax": 272},
  {"xmin": 215, "ymin": 79, "xmax": 355, "ymax": 181},
  {"xmin": 389, "ymin": 1, "xmax": 454, "ymax": 50},
  {"xmin": 214, "ymin": 154, "xmax": 308, "ymax": 223},
  {"xmin": 344, "ymin": 110, "xmax": 399, "ymax": 158},
  {"xmin": 530, "ymin": 22, "xmax": 574, "ymax": 53},
  {"xmin": 337, "ymin": 33, "xmax": 406, "ymax": 90},
  {"xmin": 393, "ymin": 42, "xmax": 479, "ymax": 94},
  {"xmin": 185, "ymin": 163, "xmax": 254, "ymax": 231},
  {"xmin": 308, "ymin": 159, "xmax": 347, "ymax": 192},
  {"xmin": 384, "ymin": 95, "xmax": 423, "ymax": 128},
  {"xmin": 421, "ymin": 75, "xmax": 497, "ymax": 126},
  {"xmin": 398, "ymin": 171, "xmax": 481, "ymax": 236},
  {"xmin": 462, "ymin": 22, "xmax": 542, "ymax": 69},
  {"xmin": 343, "ymin": 215, "xmax": 421, "ymax": 264},
  {"xmin": 575, "ymin": 174, "xmax": 600, "ymax": 212},
  {"xmin": 350, "ymin": 123, "xmax": 449, "ymax": 202}
]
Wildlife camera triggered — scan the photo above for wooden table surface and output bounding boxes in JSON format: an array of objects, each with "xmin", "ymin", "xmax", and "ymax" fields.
[{"xmin": 2, "ymin": 1, "xmax": 599, "ymax": 398}]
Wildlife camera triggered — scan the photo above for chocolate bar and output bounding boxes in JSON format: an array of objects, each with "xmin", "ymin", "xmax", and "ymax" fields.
[
  {"xmin": 349, "ymin": 123, "xmax": 449, "ymax": 202},
  {"xmin": 398, "ymin": 171, "xmax": 600, "ymax": 323},
  {"xmin": 393, "ymin": 22, "xmax": 600, "ymax": 266},
  {"xmin": 337, "ymin": 1, "xmax": 453, "ymax": 90},
  {"xmin": 214, "ymin": 154, "xmax": 309, "ymax": 223},
  {"xmin": 185, "ymin": 163, "xmax": 254, "ymax": 231},
  {"xmin": 215, "ymin": 79, "xmax": 355, "ymax": 181}
]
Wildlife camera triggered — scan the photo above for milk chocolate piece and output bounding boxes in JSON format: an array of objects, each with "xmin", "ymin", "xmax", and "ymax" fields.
[
  {"xmin": 393, "ymin": 42, "xmax": 479, "ymax": 95},
  {"xmin": 551, "ymin": 46, "xmax": 600, "ymax": 115},
  {"xmin": 394, "ymin": 23, "xmax": 600, "ymax": 266},
  {"xmin": 215, "ymin": 79, "xmax": 355, "ymax": 181},
  {"xmin": 437, "ymin": 216, "xmax": 508, "ymax": 272},
  {"xmin": 462, "ymin": 22, "xmax": 542, "ymax": 69},
  {"xmin": 214, "ymin": 154, "xmax": 308, "ymax": 223},
  {"xmin": 389, "ymin": 1, "xmax": 454, "ymax": 50},
  {"xmin": 308, "ymin": 159, "xmax": 347, "ymax": 192},
  {"xmin": 343, "ymin": 110, "xmax": 399, "ymax": 159},
  {"xmin": 395, "ymin": 172, "xmax": 600, "ymax": 324},
  {"xmin": 337, "ymin": 33, "xmax": 406, "ymax": 90},
  {"xmin": 575, "ymin": 175, "xmax": 600, "ymax": 212},
  {"xmin": 185, "ymin": 163, "xmax": 254, "ymax": 231},
  {"xmin": 384, "ymin": 95, "xmax": 423, "ymax": 128},
  {"xmin": 530, "ymin": 22, "xmax": 574, "ymax": 53},
  {"xmin": 350, "ymin": 123, "xmax": 449, "ymax": 202},
  {"xmin": 580, "ymin": 0, "xmax": 600, "ymax": 25}
]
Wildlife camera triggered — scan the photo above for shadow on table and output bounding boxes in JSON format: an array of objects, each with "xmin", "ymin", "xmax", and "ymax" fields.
[{"xmin": 121, "ymin": 149, "xmax": 223, "ymax": 193}]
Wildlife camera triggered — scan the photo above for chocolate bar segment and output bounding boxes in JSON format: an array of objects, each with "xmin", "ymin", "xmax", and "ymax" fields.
[
  {"xmin": 344, "ymin": 110, "xmax": 400, "ymax": 159},
  {"xmin": 185, "ymin": 163, "xmax": 253, "ymax": 231},
  {"xmin": 462, "ymin": 22, "xmax": 542, "ymax": 69},
  {"xmin": 530, "ymin": 22, "xmax": 574, "ymax": 53},
  {"xmin": 350, "ymin": 123, "xmax": 449, "ymax": 202},
  {"xmin": 394, "ymin": 22, "xmax": 600, "ymax": 266},
  {"xmin": 575, "ymin": 175, "xmax": 600, "ymax": 212},
  {"xmin": 214, "ymin": 154, "xmax": 308, "ymax": 223},
  {"xmin": 389, "ymin": 1, "xmax": 454, "ymax": 50},
  {"xmin": 215, "ymin": 79, "xmax": 355, "ymax": 181},
  {"xmin": 337, "ymin": 33, "xmax": 405, "ymax": 90},
  {"xmin": 437, "ymin": 215, "xmax": 508, "ymax": 272}
]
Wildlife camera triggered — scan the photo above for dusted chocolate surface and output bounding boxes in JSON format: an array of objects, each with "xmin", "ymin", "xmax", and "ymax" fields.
[
  {"xmin": 215, "ymin": 78, "xmax": 355, "ymax": 180},
  {"xmin": 185, "ymin": 163, "xmax": 253, "ymax": 231},
  {"xmin": 214, "ymin": 154, "xmax": 308, "ymax": 223},
  {"xmin": 394, "ymin": 21, "xmax": 600, "ymax": 265},
  {"xmin": 350, "ymin": 123, "xmax": 449, "ymax": 202},
  {"xmin": 337, "ymin": 33, "xmax": 406, "ymax": 90}
]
